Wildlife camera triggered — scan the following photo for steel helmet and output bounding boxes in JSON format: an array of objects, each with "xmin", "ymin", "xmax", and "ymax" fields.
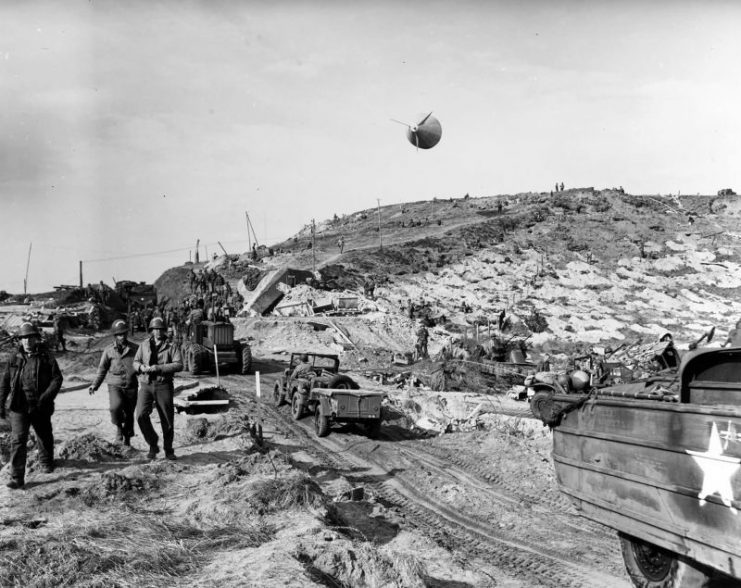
[
  {"xmin": 148, "ymin": 317, "xmax": 166, "ymax": 331},
  {"xmin": 17, "ymin": 322, "xmax": 40, "ymax": 338},
  {"xmin": 111, "ymin": 320, "xmax": 128, "ymax": 335}
]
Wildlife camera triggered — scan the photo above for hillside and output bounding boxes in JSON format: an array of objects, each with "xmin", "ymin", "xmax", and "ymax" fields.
[
  {"xmin": 157, "ymin": 188, "xmax": 741, "ymax": 357},
  {"xmin": 3, "ymin": 187, "xmax": 741, "ymax": 588}
]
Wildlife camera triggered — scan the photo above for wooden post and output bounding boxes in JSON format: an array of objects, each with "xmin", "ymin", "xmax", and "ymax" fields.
[{"xmin": 255, "ymin": 371, "xmax": 264, "ymax": 445}]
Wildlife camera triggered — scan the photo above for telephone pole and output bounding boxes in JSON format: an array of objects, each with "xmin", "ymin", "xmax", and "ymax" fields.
[
  {"xmin": 376, "ymin": 198, "xmax": 382, "ymax": 250},
  {"xmin": 23, "ymin": 242, "xmax": 32, "ymax": 295},
  {"xmin": 311, "ymin": 219, "xmax": 316, "ymax": 272}
]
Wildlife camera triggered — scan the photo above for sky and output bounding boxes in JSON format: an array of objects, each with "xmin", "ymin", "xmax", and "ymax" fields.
[{"xmin": 2, "ymin": 0, "xmax": 741, "ymax": 293}]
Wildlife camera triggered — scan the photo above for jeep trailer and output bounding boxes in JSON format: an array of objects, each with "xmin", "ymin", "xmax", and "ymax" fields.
[
  {"xmin": 309, "ymin": 387, "xmax": 385, "ymax": 438},
  {"xmin": 273, "ymin": 352, "xmax": 386, "ymax": 438}
]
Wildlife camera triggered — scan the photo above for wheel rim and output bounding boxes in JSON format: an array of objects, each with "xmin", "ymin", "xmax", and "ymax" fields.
[
  {"xmin": 632, "ymin": 542, "xmax": 673, "ymax": 581},
  {"xmin": 292, "ymin": 395, "xmax": 301, "ymax": 418}
]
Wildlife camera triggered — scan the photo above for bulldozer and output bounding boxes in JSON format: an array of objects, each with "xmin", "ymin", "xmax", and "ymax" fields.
[{"xmin": 180, "ymin": 321, "xmax": 252, "ymax": 376}]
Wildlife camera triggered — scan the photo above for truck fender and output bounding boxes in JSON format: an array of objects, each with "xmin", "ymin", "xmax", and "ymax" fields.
[{"xmin": 315, "ymin": 396, "xmax": 333, "ymax": 417}]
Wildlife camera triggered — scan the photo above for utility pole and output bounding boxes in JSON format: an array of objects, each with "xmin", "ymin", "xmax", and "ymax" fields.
[
  {"xmin": 311, "ymin": 219, "xmax": 316, "ymax": 273},
  {"xmin": 247, "ymin": 212, "xmax": 251, "ymax": 250},
  {"xmin": 23, "ymin": 242, "xmax": 32, "ymax": 295},
  {"xmin": 376, "ymin": 198, "xmax": 382, "ymax": 250},
  {"xmin": 195, "ymin": 239, "xmax": 200, "ymax": 263},
  {"xmin": 79, "ymin": 260, "xmax": 83, "ymax": 288},
  {"xmin": 245, "ymin": 211, "xmax": 260, "ymax": 248}
]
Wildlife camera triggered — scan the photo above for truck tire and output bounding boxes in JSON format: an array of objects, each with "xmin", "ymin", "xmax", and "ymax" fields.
[
  {"xmin": 273, "ymin": 382, "xmax": 284, "ymax": 406},
  {"xmin": 327, "ymin": 374, "xmax": 358, "ymax": 390},
  {"xmin": 291, "ymin": 393, "xmax": 305, "ymax": 421},
  {"xmin": 366, "ymin": 418, "xmax": 382, "ymax": 439},
  {"xmin": 619, "ymin": 533, "xmax": 710, "ymax": 588},
  {"xmin": 241, "ymin": 345, "xmax": 252, "ymax": 375},
  {"xmin": 233, "ymin": 341, "xmax": 243, "ymax": 374},
  {"xmin": 314, "ymin": 407, "xmax": 331, "ymax": 437},
  {"xmin": 530, "ymin": 389, "xmax": 557, "ymax": 425},
  {"xmin": 189, "ymin": 348, "xmax": 203, "ymax": 376}
]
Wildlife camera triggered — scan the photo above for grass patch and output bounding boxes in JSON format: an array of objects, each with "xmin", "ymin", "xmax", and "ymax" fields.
[
  {"xmin": 247, "ymin": 473, "xmax": 327, "ymax": 514},
  {"xmin": 0, "ymin": 511, "xmax": 275, "ymax": 587}
]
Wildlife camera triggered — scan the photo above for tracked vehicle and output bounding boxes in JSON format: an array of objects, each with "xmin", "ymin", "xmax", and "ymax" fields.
[{"xmin": 181, "ymin": 321, "xmax": 252, "ymax": 376}]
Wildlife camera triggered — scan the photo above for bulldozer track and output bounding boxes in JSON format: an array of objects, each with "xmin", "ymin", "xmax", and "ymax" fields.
[{"xmin": 262, "ymin": 398, "xmax": 625, "ymax": 588}]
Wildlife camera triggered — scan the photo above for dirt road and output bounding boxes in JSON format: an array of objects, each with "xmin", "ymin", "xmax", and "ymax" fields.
[
  {"xmin": 1, "ymin": 357, "xmax": 631, "ymax": 587},
  {"xmin": 217, "ymin": 368, "xmax": 632, "ymax": 588}
]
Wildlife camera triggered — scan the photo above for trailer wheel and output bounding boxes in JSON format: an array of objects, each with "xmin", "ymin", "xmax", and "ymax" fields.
[
  {"xmin": 619, "ymin": 533, "xmax": 709, "ymax": 588},
  {"xmin": 291, "ymin": 393, "xmax": 305, "ymax": 421},
  {"xmin": 241, "ymin": 345, "xmax": 252, "ymax": 375},
  {"xmin": 327, "ymin": 374, "xmax": 358, "ymax": 390},
  {"xmin": 273, "ymin": 382, "xmax": 284, "ymax": 406},
  {"xmin": 314, "ymin": 408, "xmax": 330, "ymax": 437}
]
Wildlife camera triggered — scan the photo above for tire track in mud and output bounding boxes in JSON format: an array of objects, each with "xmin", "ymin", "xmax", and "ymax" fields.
[
  {"xmin": 259, "ymin": 397, "xmax": 626, "ymax": 588},
  {"xmin": 413, "ymin": 438, "xmax": 574, "ymax": 510},
  {"xmin": 388, "ymin": 441, "xmax": 620, "ymax": 569}
]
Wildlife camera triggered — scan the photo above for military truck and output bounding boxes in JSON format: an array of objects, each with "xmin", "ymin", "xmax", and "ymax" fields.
[
  {"xmin": 531, "ymin": 347, "xmax": 741, "ymax": 587},
  {"xmin": 273, "ymin": 352, "xmax": 385, "ymax": 438},
  {"xmin": 180, "ymin": 321, "xmax": 252, "ymax": 376}
]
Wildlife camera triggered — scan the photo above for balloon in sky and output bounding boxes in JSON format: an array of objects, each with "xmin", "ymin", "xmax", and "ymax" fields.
[{"xmin": 392, "ymin": 112, "xmax": 442, "ymax": 150}]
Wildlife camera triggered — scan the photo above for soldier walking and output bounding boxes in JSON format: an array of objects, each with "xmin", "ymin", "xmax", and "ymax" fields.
[
  {"xmin": 89, "ymin": 320, "xmax": 139, "ymax": 445},
  {"xmin": 52, "ymin": 312, "xmax": 67, "ymax": 352},
  {"xmin": 134, "ymin": 317, "xmax": 183, "ymax": 460},
  {"xmin": 0, "ymin": 323, "xmax": 63, "ymax": 489}
]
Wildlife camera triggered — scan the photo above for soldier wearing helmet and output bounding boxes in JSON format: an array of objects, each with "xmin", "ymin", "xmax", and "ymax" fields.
[
  {"xmin": 133, "ymin": 316, "xmax": 183, "ymax": 460},
  {"xmin": 291, "ymin": 354, "xmax": 313, "ymax": 379},
  {"xmin": 0, "ymin": 322, "xmax": 64, "ymax": 489},
  {"xmin": 89, "ymin": 319, "xmax": 139, "ymax": 445}
]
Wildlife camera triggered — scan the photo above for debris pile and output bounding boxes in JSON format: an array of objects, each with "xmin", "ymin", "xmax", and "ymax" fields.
[
  {"xmin": 83, "ymin": 467, "xmax": 160, "ymax": 502},
  {"xmin": 57, "ymin": 434, "xmax": 130, "ymax": 462}
]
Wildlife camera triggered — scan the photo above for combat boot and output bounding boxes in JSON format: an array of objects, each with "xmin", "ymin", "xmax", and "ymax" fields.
[
  {"xmin": 6, "ymin": 478, "xmax": 24, "ymax": 490},
  {"xmin": 115, "ymin": 425, "xmax": 124, "ymax": 443}
]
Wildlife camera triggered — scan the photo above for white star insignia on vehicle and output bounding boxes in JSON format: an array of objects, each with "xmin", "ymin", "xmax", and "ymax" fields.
[{"xmin": 687, "ymin": 422, "xmax": 740, "ymax": 514}]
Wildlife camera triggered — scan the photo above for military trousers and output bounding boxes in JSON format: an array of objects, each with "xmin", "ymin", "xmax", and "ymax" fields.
[
  {"xmin": 135, "ymin": 382, "xmax": 175, "ymax": 452},
  {"xmin": 8, "ymin": 408, "xmax": 54, "ymax": 482},
  {"xmin": 108, "ymin": 385, "xmax": 138, "ymax": 438}
]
